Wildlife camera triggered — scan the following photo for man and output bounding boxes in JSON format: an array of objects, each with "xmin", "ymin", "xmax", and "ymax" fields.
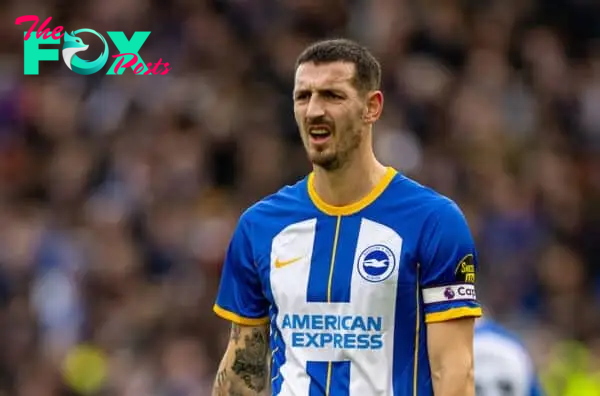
[
  {"xmin": 474, "ymin": 318, "xmax": 544, "ymax": 396},
  {"xmin": 212, "ymin": 38, "xmax": 482, "ymax": 395}
]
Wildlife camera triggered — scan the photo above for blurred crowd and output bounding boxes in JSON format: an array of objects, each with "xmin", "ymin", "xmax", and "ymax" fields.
[{"xmin": 0, "ymin": 0, "xmax": 599, "ymax": 394}]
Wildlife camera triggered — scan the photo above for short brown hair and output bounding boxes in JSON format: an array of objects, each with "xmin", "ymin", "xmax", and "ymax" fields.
[{"xmin": 295, "ymin": 38, "xmax": 382, "ymax": 93}]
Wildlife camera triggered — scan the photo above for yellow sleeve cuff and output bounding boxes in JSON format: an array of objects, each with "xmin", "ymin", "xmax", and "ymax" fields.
[
  {"xmin": 425, "ymin": 306, "xmax": 482, "ymax": 324},
  {"xmin": 213, "ymin": 304, "xmax": 270, "ymax": 326}
]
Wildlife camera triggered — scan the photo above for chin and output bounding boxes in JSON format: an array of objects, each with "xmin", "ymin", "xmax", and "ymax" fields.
[{"xmin": 309, "ymin": 153, "xmax": 340, "ymax": 171}]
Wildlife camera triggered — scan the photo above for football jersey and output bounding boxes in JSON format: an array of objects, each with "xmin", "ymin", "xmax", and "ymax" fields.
[
  {"xmin": 475, "ymin": 319, "xmax": 544, "ymax": 396},
  {"xmin": 214, "ymin": 167, "xmax": 482, "ymax": 395}
]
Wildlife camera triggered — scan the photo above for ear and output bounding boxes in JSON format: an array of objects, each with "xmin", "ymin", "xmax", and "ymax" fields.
[{"xmin": 363, "ymin": 90, "xmax": 384, "ymax": 124}]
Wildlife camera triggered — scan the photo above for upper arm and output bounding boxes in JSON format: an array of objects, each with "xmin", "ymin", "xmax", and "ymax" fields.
[
  {"xmin": 427, "ymin": 317, "xmax": 475, "ymax": 368},
  {"xmin": 214, "ymin": 214, "xmax": 270, "ymax": 325},
  {"xmin": 418, "ymin": 201, "xmax": 482, "ymax": 324},
  {"xmin": 427, "ymin": 318, "xmax": 476, "ymax": 396}
]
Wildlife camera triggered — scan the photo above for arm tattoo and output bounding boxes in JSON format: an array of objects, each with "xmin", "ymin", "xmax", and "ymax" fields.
[
  {"xmin": 231, "ymin": 328, "xmax": 269, "ymax": 392},
  {"xmin": 231, "ymin": 324, "xmax": 241, "ymax": 344}
]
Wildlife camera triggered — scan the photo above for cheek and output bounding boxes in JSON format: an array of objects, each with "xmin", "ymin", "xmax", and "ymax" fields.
[
  {"xmin": 294, "ymin": 108, "xmax": 305, "ymax": 127},
  {"xmin": 335, "ymin": 109, "xmax": 361, "ymax": 130}
]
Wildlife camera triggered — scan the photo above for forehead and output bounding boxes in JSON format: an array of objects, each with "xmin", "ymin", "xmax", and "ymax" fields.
[{"xmin": 294, "ymin": 61, "xmax": 356, "ymax": 90}]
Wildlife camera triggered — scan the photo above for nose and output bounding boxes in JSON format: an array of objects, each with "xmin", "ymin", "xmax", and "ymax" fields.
[{"xmin": 306, "ymin": 95, "xmax": 325, "ymax": 120}]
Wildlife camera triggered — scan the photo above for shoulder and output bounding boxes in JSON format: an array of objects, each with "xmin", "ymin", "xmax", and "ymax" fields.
[
  {"xmin": 370, "ymin": 172, "xmax": 472, "ymax": 255},
  {"xmin": 238, "ymin": 176, "xmax": 314, "ymax": 237},
  {"xmin": 383, "ymin": 175, "xmax": 470, "ymax": 247},
  {"xmin": 384, "ymin": 173, "xmax": 465, "ymax": 221},
  {"xmin": 242, "ymin": 177, "xmax": 310, "ymax": 219}
]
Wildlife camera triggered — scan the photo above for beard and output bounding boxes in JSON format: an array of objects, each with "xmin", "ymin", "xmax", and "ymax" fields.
[{"xmin": 306, "ymin": 125, "xmax": 363, "ymax": 171}]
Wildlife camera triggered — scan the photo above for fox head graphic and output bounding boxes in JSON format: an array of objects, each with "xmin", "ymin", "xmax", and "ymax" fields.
[
  {"xmin": 61, "ymin": 29, "xmax": 109, "ymax": 75},
  {"xmin": 62, "ymin": 31, "xmax": 89, "ymax": 70}
]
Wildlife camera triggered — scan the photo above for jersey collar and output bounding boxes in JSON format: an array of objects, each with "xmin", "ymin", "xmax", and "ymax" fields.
[{"xmin": 307, "ymin": 166, "xmax": 397, "ymax": 216}]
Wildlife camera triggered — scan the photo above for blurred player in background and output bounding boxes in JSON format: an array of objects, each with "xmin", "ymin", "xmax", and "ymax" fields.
[
  {"xmin": 212, "ymin": 38, "xmax": 482, "ymax": 395},
  {"xmin": 475, "ymin": 318, "xmax": 544, "ymax": 396}
]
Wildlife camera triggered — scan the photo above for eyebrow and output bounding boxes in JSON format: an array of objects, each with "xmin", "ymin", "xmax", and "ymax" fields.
[{"xmin": 293, "ymin": 87, "xmax": 348, "ymax": 97}]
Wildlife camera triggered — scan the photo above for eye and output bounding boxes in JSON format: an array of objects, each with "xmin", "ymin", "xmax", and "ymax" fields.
[
  {"xmin": 323, "ymin": 90, "xmax": 343, "ymax": 99},
  {"xmin": 294, "ymin": 92, "xmax": 310, "ymax": 101}
]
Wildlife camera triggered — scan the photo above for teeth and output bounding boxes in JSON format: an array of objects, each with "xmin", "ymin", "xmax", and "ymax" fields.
[{"xmin": 310, "ymin": 129, "xmax": 330, "ymax": 135}]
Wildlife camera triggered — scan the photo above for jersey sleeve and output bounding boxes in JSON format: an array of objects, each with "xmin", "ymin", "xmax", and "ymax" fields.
[
  {"xmin": 213, "ymin": 215, "xmax": 270, "ymax": 326},
  {"xmin": 418, "ymin": 201, "xmax": 482, "ymax": 323}
]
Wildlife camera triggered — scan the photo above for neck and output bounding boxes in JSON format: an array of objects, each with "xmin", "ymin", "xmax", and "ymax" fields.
[{"xmin": 311, "ymin": 145, "xmax": 388, "ymax": 207}]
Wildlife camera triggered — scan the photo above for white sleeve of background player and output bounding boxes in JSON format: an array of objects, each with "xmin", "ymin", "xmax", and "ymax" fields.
[{"xmin": 474, "ymin": 333, "xmax": 536, "ymax": 395}]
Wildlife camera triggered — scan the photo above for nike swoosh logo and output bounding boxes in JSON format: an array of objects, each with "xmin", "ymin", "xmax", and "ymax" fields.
[{"xmin": 274, "ymin": 257, "xmax": 302, "ymax": 269}]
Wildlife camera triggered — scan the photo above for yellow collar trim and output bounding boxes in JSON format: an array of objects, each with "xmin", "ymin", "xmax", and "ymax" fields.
[{"xmin": 308, "ymin": 167, "xmax": 397, "ymax": 216}]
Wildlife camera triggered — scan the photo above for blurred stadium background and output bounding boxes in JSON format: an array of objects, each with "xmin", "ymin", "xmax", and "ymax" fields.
[{"xmin": 1, "ymin": 0, "xmax": 599, "ymax": 394}]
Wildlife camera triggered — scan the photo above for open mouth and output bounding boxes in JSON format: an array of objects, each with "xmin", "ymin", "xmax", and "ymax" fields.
[{"xmin": 308, "ymin": 127, "xmax": 332, "ymax": 143}]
